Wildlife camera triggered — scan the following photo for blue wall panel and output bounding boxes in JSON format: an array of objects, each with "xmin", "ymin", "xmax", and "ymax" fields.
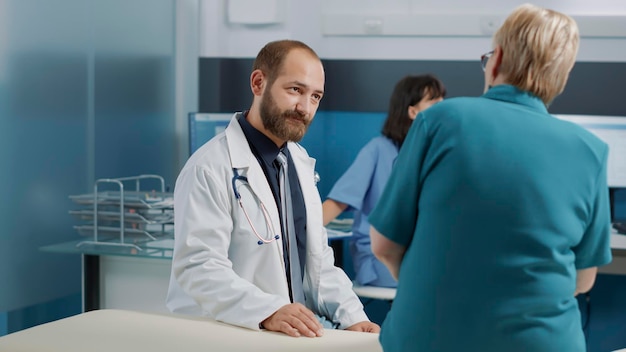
[{"xmin": 301, "ymin": 111, "xmax": 386, "ymax": 198}]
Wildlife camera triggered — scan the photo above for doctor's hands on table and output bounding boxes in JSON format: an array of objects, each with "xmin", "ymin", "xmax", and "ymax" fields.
[
  {"xmin": 260, "ymin": 303, "xmax": 380, "ymax": 337},
  {"xmin": 345, "ymin": 321, "xmax": 380, "ymax": 333},
  {"xmin": 261, "ymin": 303, "xmax": 324, "ymax": 337}
]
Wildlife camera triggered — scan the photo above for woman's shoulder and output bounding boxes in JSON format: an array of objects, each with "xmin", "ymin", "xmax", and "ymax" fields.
[
  {"xmin": 364, "ymin": 136, "xmax": 398, "ymax": 152},
  {"xmin": 427, "ymin": 96, "xmax": 483, "ymax": 114},
  {"xmin": 355, "ymin": 137, "xmax": 398, "ymax": 163}
]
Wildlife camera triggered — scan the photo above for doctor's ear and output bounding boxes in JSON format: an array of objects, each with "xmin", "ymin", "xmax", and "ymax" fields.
[{"xmin": 250, "ymin": 69, "xmax": 266, "ymax": 96}]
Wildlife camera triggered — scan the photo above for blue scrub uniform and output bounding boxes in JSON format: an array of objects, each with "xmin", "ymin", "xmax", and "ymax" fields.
[
  {"xmin": 327, "ymin": 136, "xmax": 398, "ymax": 288},
  {"xmin": 369, "ymin": 85, "xmax": 612, "ymax": 352}
]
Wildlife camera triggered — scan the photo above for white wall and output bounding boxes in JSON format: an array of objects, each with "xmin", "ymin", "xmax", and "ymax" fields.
[{"xmin": 199, "ymin": 0, "xmax": 626, "ymax": 62}]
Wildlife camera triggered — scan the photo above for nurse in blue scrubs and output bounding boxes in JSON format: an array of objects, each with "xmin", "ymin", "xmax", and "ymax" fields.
[
  {"xmin": 322, "ymin": 74, "xmax": 446, "ymax": 288},
  {"xmin": 369, "ymin": 4, "xmax": 612, "ymax": 352}
]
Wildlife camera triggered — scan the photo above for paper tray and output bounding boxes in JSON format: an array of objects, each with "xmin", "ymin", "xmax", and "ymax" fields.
[
  {"xmin": 69, "ymin": 209, "xmax": 174, "ymax": 225},
  {"xmin": 74, "ymin": 225, "xmax": 173, "ymax": 241},
  {"xmin": 69, "ymin": 191, "xmax": 174, "ymax": 209}
]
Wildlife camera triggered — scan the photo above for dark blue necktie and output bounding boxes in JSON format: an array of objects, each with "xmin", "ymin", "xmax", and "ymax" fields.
[{"xmin": 276, "ymin": 152, "xmax": 305, "ymax": 304}]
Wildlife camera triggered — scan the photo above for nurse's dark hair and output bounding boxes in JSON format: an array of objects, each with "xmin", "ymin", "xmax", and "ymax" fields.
[
  {"xmin": 253, "ymin": 39, "xmax": 321, "ymax": 87},
  {"xmin": 382, "ymin": 74, "xmax": 446, "ymax": 147}
]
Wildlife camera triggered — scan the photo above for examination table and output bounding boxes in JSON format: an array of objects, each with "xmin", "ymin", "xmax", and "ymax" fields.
[{"xmin": 0, "ymin": 309, "xmax": 382, "ymax": 352}]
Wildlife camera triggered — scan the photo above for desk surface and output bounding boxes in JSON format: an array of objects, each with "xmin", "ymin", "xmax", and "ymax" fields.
[
  {"xmin": 612, "ymin": 233, "xmax": 626, "ymax": 251},
  {"xmin": 0, "ymin": 309, "xmax": 382, "ymax": 352},
  {"xmin": 41, "ymin": 226, "xmax": 352, "ymax": 260},
  {"xmin": 42, "ymin": 232, "xmax": 624, "ymax": 260}
]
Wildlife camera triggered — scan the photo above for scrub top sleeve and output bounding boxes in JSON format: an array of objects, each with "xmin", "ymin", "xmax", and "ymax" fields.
[
  {"xmin": 369, "ymin": 113, "xmax": 431, "ymax": 246},
  {"xmin": 326, "ymin": 140, "xmax": 378, "ymax": 212},
  {"xmin": 573, "ymin": 146, "xmax": 612, "ymax": 269}
]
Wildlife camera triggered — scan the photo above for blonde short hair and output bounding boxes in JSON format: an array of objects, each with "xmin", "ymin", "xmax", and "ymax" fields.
[{"xmin": 494, "ymin": 3, "xmax": 579, "ymax": 105}]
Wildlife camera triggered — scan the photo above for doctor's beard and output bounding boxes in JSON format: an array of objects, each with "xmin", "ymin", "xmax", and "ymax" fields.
[{"xmin": 259, "ymin": 91, "xmax": 311, "ymax": 143}]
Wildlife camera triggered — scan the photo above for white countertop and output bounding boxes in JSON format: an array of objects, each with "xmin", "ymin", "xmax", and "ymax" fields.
[
  {"xmin": 0, "ymin": 309, "xmax": 382, "ymax": 352},
  {"xmin": 612, "ymin": 233, "xmax": 626, "ymax": 251}
]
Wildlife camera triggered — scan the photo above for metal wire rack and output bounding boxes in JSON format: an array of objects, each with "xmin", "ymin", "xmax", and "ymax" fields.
[{"xmin": 69, "ymin": 174, "xmax": 174, "ymax": 251}]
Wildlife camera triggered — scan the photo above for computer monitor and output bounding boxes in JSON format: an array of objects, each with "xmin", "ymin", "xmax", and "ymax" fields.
[
  {"xmin": 188, "ymin": 112, "xmax": 232, "ymax": 154},
  {"xmin": 555, "ymin": 114, "xmax": 626, "ymax": 222},
  {"xmin": 555, "ymin": 114, "xmax": 626, "ymax": 188}
]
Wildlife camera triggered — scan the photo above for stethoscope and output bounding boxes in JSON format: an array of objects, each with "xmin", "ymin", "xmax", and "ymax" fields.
[
  {"xmin": 232, "ymin": 168, "xmax": 280, "ymax": 245},
  {"xmin": 231, "ymin": 167, "xmax": 321, "ymax": 246}
]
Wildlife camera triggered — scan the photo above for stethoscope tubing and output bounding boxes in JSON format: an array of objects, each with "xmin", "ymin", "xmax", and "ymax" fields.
[{"xmin": 232, "ymin": 168, "xmax": 280, "ymax": 245}]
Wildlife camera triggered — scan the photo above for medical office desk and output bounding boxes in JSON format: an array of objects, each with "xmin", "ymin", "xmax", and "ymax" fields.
[
  {"xmin": 327, "ymin": 227, "xmax": 353, "ymax": 267},
  {"xmin": 326, "ymin": 219, "xmax": 354, "ymax": 267},
  {"xmin": 0, "ymin": 309, "xmax": 382, "ymax": 352},
  {"xmin": 41, "ymin": 238, "xmax": 174, "ymax": 312},
  {"xmin": 41, "ymin": 227, "xmax": 353, "ymax": 313},
  {"xmin": 599, "ymin": 233, "xmax": 626, "ymax": 274}
]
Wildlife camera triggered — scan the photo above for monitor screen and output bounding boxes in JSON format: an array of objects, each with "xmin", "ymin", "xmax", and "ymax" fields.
[
  {"xmin": 555, "ymin": 114, "xmax": 626, "ymax": 188},
  {"xmin": 188, "ymin": 113, "xmax": 232, "ymax": 155}
]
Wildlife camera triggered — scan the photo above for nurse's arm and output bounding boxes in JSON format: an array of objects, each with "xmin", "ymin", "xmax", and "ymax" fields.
[
  {"xmin": 370, "ymin": 226, "xmax": 406, "ymax": 281},
  {"xmin": 575, "ymin": 267, "xmax": 598, "ymax": 296},
  {"xmin": 322, "ymin": 199, "xmax": 348, "ymax": 226}
]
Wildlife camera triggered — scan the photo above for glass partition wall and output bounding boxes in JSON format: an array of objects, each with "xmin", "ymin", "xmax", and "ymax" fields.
[{"xmin": 0, "ymin": 0, "xmax": 179, "ymax": 334}]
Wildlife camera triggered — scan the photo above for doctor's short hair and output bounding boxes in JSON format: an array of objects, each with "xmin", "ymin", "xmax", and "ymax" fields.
[
  {"xmin": 382, "ymin": 74, "xmax": 446, "ymax": 148},
  {"xmin": 493, "ymin": 3, "xmax": 579, "ymax": 105},
  {"xmin": 252, "ymin": 39, "xmax": 321, "ymax": 87}
]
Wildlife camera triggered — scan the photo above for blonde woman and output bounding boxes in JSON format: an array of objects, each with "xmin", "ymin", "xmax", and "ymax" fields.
[{"xmin": 370, "ymin": 4, "xmax": 611, "ymax": 351}]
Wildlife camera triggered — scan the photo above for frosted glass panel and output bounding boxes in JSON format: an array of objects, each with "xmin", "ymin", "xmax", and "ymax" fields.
[
  {"xmin": 0, "ymin": 0, "xmax": 88, "ymax": 312},
  {"xmin": 0, "ymin": 0, "xmax": 176, "ymax": 312},
  {"xmin": 93, "ymin": 0, "xmax": 176, "ymax": 186}
]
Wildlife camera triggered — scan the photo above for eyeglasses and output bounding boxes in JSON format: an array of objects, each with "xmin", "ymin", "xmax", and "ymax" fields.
[{"xmin": 481, "ymin": 50, "xmax": 494, "ymax": 71}]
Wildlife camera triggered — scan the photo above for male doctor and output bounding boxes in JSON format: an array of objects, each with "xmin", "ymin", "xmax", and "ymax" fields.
[{"xmin": 166, "ymin": 39, "xmax": 379, "ymax": 338}]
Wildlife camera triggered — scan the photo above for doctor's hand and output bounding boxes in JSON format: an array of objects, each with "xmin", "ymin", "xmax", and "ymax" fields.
[
  {"xmin": 261, "ymin": 303, "xmax": 324, "ymax": 338},
  {"xmin": 345, "ymin": 321, "xmax": 380, "ymax": 333}
]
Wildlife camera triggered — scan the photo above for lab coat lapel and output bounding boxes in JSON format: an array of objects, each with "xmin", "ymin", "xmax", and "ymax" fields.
[
  {"xmin": 288, "ymin": 143, "xmax": 323, "ymax": 258},
  {"xmin": 225, "ymin": 115, "xmax": 282, "ymax": 242}
]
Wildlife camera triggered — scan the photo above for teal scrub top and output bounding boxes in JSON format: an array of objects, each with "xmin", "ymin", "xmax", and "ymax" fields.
[{"xmin": 369, "ymin": 85, "xmax": 612, "ymax": 352}]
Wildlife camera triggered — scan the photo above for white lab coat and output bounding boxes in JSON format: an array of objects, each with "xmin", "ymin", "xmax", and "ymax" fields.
[{"xmin": 166, "ymin": 113, "xmax": 368, "ymax": 330}]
